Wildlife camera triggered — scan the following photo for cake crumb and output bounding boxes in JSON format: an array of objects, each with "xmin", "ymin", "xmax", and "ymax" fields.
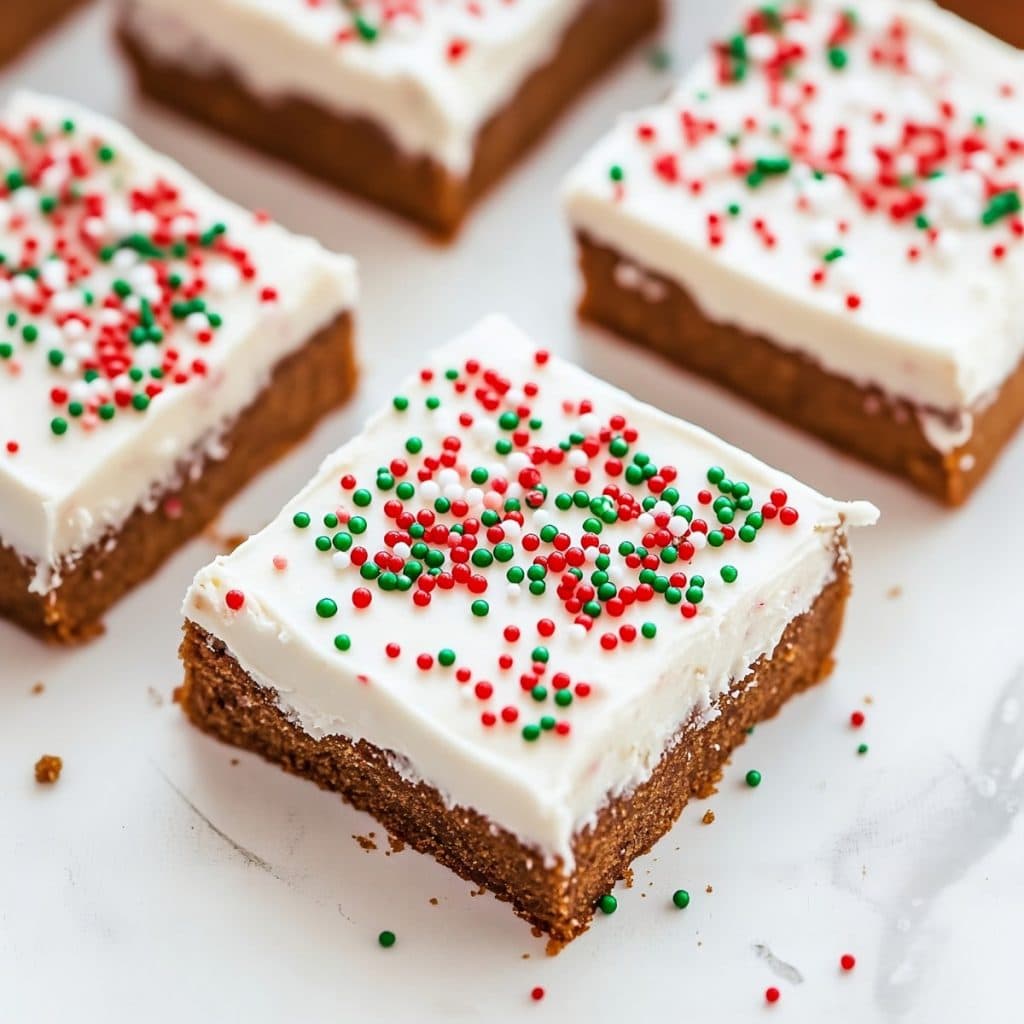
[
  {"xmin": 705, "ymin": 884, "xmax": 713, "ymax": 894},
  {"xmin": 702, "ymin": 809, "xmax": 716, "ymax": 825},
  {"xmin": 623, "ymin": 866, "xmax": 634, "ymax": 889},
  {"xmin": 429, "ymin": 897, "xmax": 439, "ymax": 906},
  {"xmin": 522, "ymin": 953, "xmax": 530, "ymax": 959},
  {"xmin": 545, "ymin": 938, "xmax": 564, "ymax": 957},
  {"xmin": 34, "ymin": 755, "xmax": 62, "ymax": 784},
  {"xmin": 172, "ymin": 684, "xmax": 185, "ymax": 704},
  {"xmin": 864, "ymin": 695, "xmax": 874, "ymax": 705},
  {"xmin": 146, "ymin": 686, "xmax": 164, "ymax": 707},
  {"xmin": 886, "ymin": 585, "xmax": 902, "ymax": 600},
  {"xmin": 531, "ymin": 926, "xmax": 544, "ymax": 939},
  {"xmin": 30, "ymin": 681, "xmax": 45, "ymax": 696},
  {"xmin": 230, "ymin": 758, "xmax": 240, "ymax": 766},
  {"xmin": 387, "ymin": 833, "xmax": 406, "ymax": 854},
  {"xmin": 353, "ymin": 833, "xmax": 377, "ymax": 852},
  {"xmin": 203, "ymin": 522, "xmax": 249, "ymax": 553}
]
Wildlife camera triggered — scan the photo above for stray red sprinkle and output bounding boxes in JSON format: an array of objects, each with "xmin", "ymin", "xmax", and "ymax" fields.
[
  {"xmin": 225, "ymin": 590, "xmax": 245, "ymax": 611},
  {"xmin": 850, "ymin": 710, "xmax": 865, "ymax": 728},
  {"xmin": 765, "ymin": 987, "xmax": 780, "ymax": 1005},
  {"xmin": 840, "ymin": 953, "xmax": 856, "ymax": 971},
  {"xmin": 531, "ymin": 987, "xmax": 545, "ymax": 1002}
]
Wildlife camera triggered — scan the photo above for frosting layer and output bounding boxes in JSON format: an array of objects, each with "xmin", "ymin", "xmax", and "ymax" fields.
[
  {"xmin": 565, "ymin": 0, "xmax": 1024, "ymax": 419},
  {"xmin": 184, "ymin": 316, "xmax": 876, "ymax": 865},
  {"xmin": 120, "ymin": 0, "xmax": 589, "ymax": 173},
  {"xmin": 0, "ymin": 93, "xmax": 357, "ymax": 590}
]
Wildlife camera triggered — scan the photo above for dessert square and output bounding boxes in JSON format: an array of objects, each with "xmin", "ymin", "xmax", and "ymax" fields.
[
  {"xmin": 0, "ymin": 0, "xmax": 87, "ymax": 68},
  {"xmin": 936, "ymin": 1, "xmax": 1024, "ymax": 48},
  {"xmin": 565, "ymin": 0, "xmax": 1024, "ymax": 504},
  {"xmin": 180, "ymin": 315, "xmax": 875, "ymax": 944},
  {"xmin": 116, "ymin": 0, "xmax": 663, "ymax": 237},
  {"xmin": 0, "ymin": 93, "xmax": 358, "ymax": 643}
]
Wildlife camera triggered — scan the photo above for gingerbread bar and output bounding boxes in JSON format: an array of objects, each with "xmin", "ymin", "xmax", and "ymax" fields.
[
  {"xmin": 936, "ymin": 1, "xmax": 1024, "ymax": 48},
  {"xmin": 115, "ymin": 0, "xmax": 662, "ymax": 237},
  {"xmin": 565, "ymin": 0, "xmax": 1024, "ymax": 504},
  {"xmin": 0, "ymin": 93, "xmax": 358, "ymax": 644},
  {"xmin": 180, "ymin": 315, "xmax": 876, "ymax": 944},
  {"xmin": 0, "ymin": 0, "xmax": 88, "ymax": 68}
]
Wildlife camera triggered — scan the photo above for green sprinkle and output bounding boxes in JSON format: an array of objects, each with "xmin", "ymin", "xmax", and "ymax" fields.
[
  {"xmin": 334, "ymin": 634, "xmax": 351, "ymax": 652},
  {"xmin": 522, "ymin": 723, "xmax": 541, "ymax": 742},
  {"xmin": 828, "ymin": 47, "xmax": 848, "ymax": 70},
  {"xmin": 393, "ymin": 396, "xmax": 409, "ymax": 411},
  {"xmin": 293, "ymin": 512, "xmax": 311, "ymax": 529},
  {"xmin": 438, "ymin": 648, "xmax": 456, "ymax": 667},
  {"xmin": 672, "ymin": 889, "xmax": 691, "ymax": 910},
  {"xmin": 50, "ymin": 417, "xmax": 68, "ymax": 436},
  {"xmin": 554, "ymin": 690, "xmax": 573, "ymax": 708},
  {"xmin": 349, "ymin": 516, "xmax": 367, "ymax": 535},
  {"xmin": 857, "ymin": 743, "xmax": 869, "ymax": 756},
  {"xmin": 471, "ymin": 600, "xmax": 489, "ymax": 618},
  {"xmin": 598, "ymin": 894, "xmax": 618, "ymax": 915},
  {"xmin": 745, "ymin": 769, "xmax": 762, "ymax": 788},
  {"xmin": 721, "ymin": 565, "xmax": 739, "ymax": 583},
  {"xmin": 316, "ymin": 598, "xmax": 338, "ymax": 619},
  {"xmin": 377, "ymin": 930, "xmax": 396, "ymax": 948}
]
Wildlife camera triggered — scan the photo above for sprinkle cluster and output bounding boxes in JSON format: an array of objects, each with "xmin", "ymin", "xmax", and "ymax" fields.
[
  {"xmin": 301, "ymin": 0, "xmax": 523, "ymax": 62},
  {"xmin": 605, "ymin": 2, "xmax": 1024, "ymax": 311},
  {"xmin": 0, "ymin": 109, "xmax": 275, "ymax": 450},
  {"xmin": 230, "ymin": 347, "xmax": 804, "ymax": 747}
]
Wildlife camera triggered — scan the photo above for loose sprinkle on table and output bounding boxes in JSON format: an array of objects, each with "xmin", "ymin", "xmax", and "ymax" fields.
[{"xmin": 672, "ymin": 888, "xmax": 691, "ymax": 909}]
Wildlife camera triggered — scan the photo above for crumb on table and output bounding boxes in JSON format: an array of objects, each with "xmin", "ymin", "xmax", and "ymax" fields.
[
  {"xmin": 34, "ymin": 754, "xmax": 62, "ymax": 784},
  {"xmin": 702, "ymin": 809, "xmax": 716, "ymax": 825}
]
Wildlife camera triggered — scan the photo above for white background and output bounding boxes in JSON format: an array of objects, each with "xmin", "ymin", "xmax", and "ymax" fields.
[{"xmin": 2, "ymin": 3, "xmax": 1022, "ymax": 1021}]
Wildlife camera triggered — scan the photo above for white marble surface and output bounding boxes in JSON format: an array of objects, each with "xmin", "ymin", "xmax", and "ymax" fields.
[{"xmin": 2, "ymin": 3, "xmax": 1021, "ymax": 1021}]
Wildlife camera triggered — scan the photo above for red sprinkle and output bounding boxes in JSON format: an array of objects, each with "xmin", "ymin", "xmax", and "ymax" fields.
[
  {"xmin": 840, "ymin": 954, "xmax": 856, "ymax": 971},
  {"xmin": 224, "ymin": 590, "xmax": 245, "ymax": 611},
  {"xmin": 765, "ymin": 987, "xmax": 780, "ymax": 1004}
]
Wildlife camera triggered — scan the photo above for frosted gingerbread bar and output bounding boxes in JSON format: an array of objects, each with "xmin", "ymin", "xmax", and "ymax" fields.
[
  {"xmin": 0, "ymin": 0, "xmax": 88, "ymax": 68},
  {"xmin": 565, "ymin": 0, "xmax": 1024, "ymax": 504},
  {"xmin": 115, "ymin": 0, "xmax": 662, "ymax": 237},
  {"xmin": 0, "ymin": 93, "xmax": 357, "ymax": 643},
  {"xmin": 180, "ymin": 315, "xmax": 876, "ymax": 944}
]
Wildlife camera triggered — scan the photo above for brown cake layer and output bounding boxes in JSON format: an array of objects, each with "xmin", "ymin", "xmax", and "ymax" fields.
[
  {"xmin": 937, "ymin": 1, "xmax": 1024, "ymax": 48},
  {"xmin": 0, "ymin": 0, "xmax": 87, "ymax": 67},
  {"xmin": 575, "ymin": 233, "xmax": 1024, "ymax": 505},
  {"xmin": 116, "ymin": 0, "xmax": 663, "ymax": 237},
  {"xmin": 179, "ymin": 550, "xmax": 850, "ymax": 945},
  {"xmin": 0, "ymin": 312, "xmax": 356, "ymax": 645}
]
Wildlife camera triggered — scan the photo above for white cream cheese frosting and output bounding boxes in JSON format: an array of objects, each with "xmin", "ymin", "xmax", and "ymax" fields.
[
  {"xmin": 0, "ymin": 92, "xmax": 357, "ymax": 592},
  {"xmin": 184, "ymin": 315, "xmax": 876, "ymax": 867},
  {"xmin": 118, "ymin": 0, "xmax": 591, "ymax": 173},
  {"xmin": 564, "ymin": 0, "xmax": 1024, "ymax": 442}
]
